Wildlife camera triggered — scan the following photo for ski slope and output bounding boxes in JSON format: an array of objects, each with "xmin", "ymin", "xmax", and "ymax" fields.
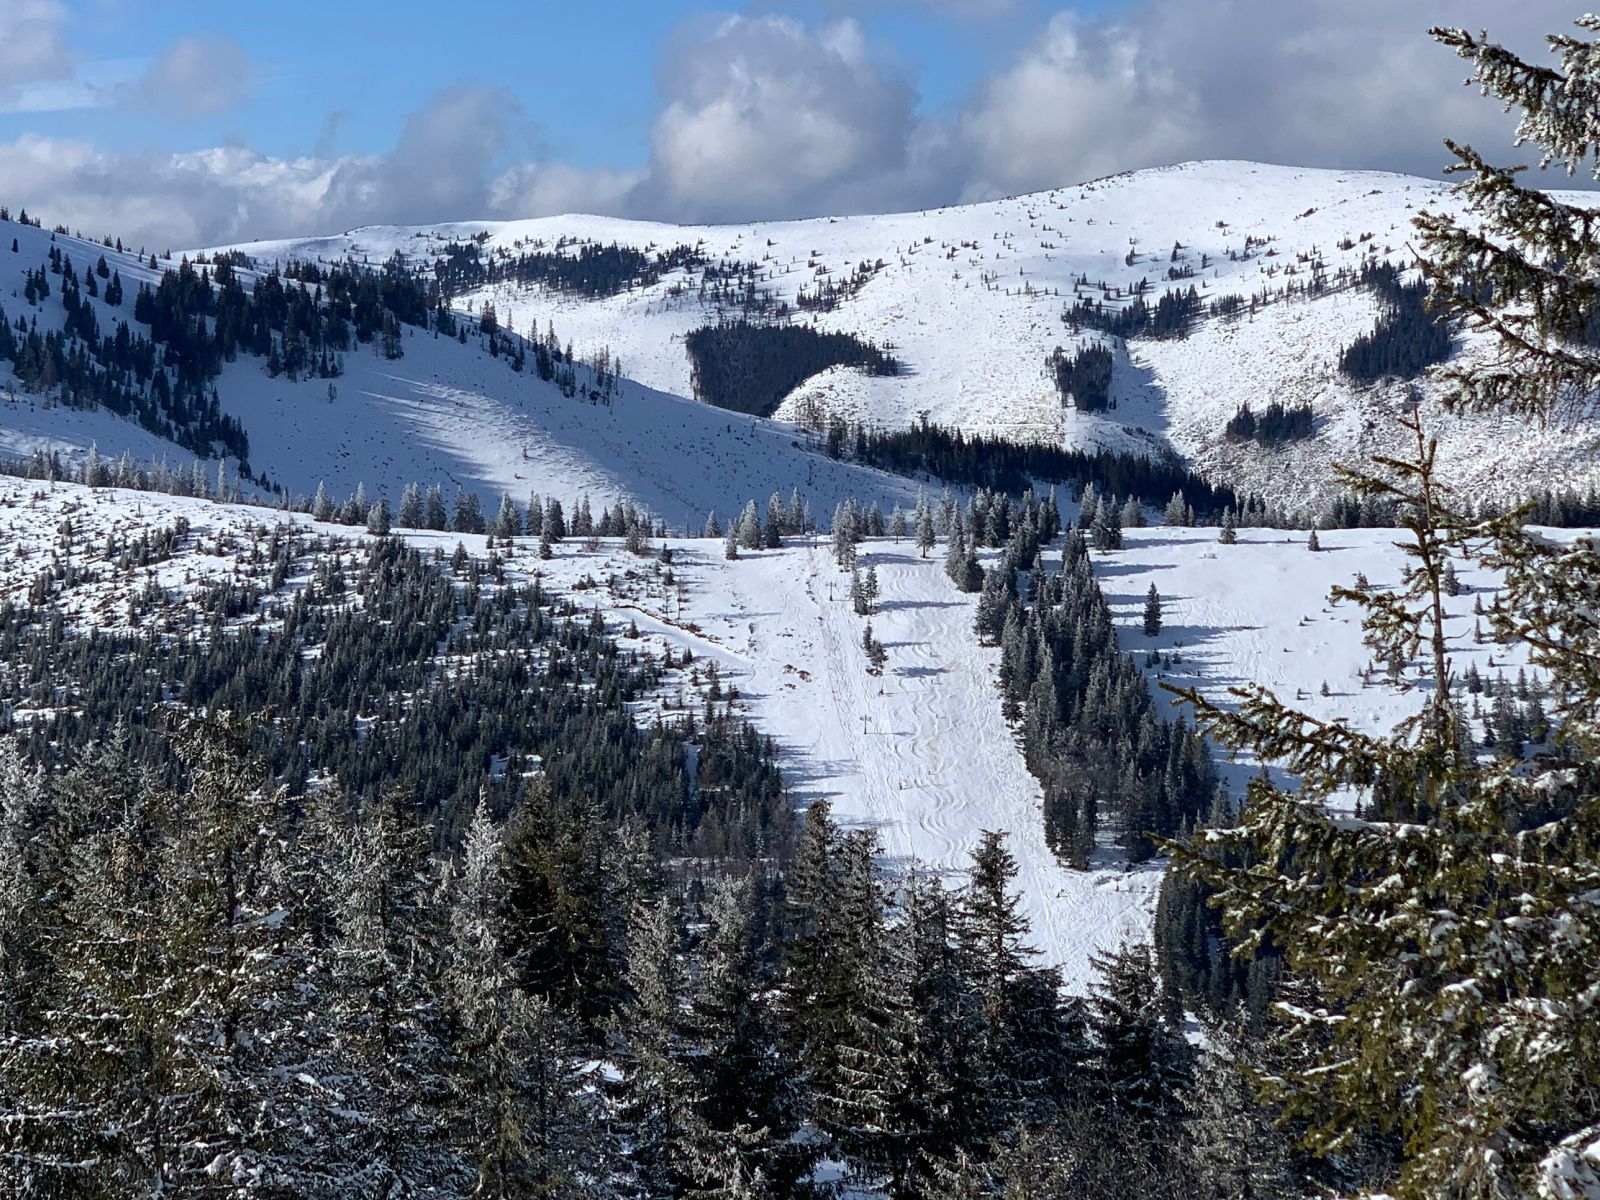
[
  {"xmin": 211, "ymin": 160, "xmax": 1600, "ymax": 511},
  {"xmin": 0, "ymin": 476, "xmax": 1568, "ymax": 986}
]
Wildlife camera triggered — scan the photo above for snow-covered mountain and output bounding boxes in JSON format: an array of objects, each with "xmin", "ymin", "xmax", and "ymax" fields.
[
  {"xmin": 0, "ymin": 211, "xmax": 920, "ymax": 532},
  {"xmin": 3, "ymin": 160, "xmax": 1592, "ymax": 524},
  {"xmin": 211, "ymin": 159, "xmax": 1600, "ymax": 512}
]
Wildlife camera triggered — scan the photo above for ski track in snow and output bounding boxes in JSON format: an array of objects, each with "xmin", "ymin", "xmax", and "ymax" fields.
[
  {"xmin": 0, "ymin": 478, "xmax": 1578, "ymax": 988},
  {"xmin": 531, "ymin": 532, "xmax": 1164, "ymax": 990}
]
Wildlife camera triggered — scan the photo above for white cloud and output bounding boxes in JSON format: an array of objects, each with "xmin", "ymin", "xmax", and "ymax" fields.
[
  {"xmin": 0, "ymin": 3, "xmax": 1588, "ymax": 247},
  {"xmin": 126, "ymin": 34, "xmax": 256, "ymax": 119},
  {"xmin": 629, "ymin": 14, "xmax": 926, "ymax": 222},
  {"xmin": 0, "ymin": 88, "xmax": 648, "ymax": 248},
  {"xmin": 0, "ymin": 134, "xmax": 344, "ymax": 249},
  {"xmin": 0, "ymin": 0, "xmax": 72, "ymax": 98},
  {"xmin": 957, "ymin": 0, "xmax": 1583, "ymax": 200},
  {"xmin": 489, "ymin": 160, "xmax": 644, "ymax": 219}
]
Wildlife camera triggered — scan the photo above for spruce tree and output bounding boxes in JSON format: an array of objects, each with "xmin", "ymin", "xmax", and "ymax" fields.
[
  {"xmin": 397, "ymin": 482, "xmax": 423, "ymax": 529},
  {"xmin": 425, "ymin": 483, "xmax": 448, "ymax": 530},
  {"xmin": 1174, "ymin": 406, "xmax": 1600, "ymax": 1199},
  {"xmin": 1142, "ymin": 583, "xmax": 1162, "ymax": 637},
  {"xmin": 915, "ymin": 494, "xmax": 936, "ymax": 558}
]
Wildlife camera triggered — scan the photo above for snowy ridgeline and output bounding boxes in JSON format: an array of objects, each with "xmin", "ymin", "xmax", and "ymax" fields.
[
  {"xmin": 0, "ymin": 211, "xmax": 922, "ymax": 535},
  {"xmin": 0, "ymin": 477, "xmax": 1559, "ymax": 986},
  {"xmin": 7, "ymin": 161, "xmax": 1597, "ymax": 552},
  {"xmin": 210, "ymin": 160, "xmax": 1600, "ymax": 510}
]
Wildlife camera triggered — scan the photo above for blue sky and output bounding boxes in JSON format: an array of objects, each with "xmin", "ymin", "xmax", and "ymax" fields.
[
  {"xmin": 12, "ymin": 1, "xmax": 1127, "ymax": 166},
  {"xmin": 0, "ymin": 1, "xmax": 1566, "ymax": 245}
]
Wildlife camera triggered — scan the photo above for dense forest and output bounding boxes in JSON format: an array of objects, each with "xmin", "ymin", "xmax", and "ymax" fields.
[
  {"xmin": 1222, "ymin": 401, "xmax": 1315, "ymax": 446},
  {"xmin": 832, "ymin": 418, "xmax": 1238, "ymax": 520},
  {"xmin": 1338, "ymin": 262, "xmax": 1453, "ymax": 384},
  {"xmin": 1, "ymin": 241, "xmax": 252, "ymax": 464},
  {"xmin": 0, "ymin": 509, "xmax": 1335, "ymax": 1198},
  {"xmin": 685, "ymin": 320, "xmax": 901, "ymax": 418},
  {"xmin": 933, "ymin": 487, "xmax": 1219, "ymax": 863},
  {"xmin": 1048, "ymin": 343, "xmax": 1115, "ymax": 412},
  {"xmin": 0, "ymin": 211, "xmax": 464, "ymax": 470}
]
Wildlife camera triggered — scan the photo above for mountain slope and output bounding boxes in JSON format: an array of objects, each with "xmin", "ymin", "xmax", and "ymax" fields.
[
  {"xmin": 0, "ymin": 214, "xmax": 921, "ymax": 528},
  {"xmin": 214, "ymin": 160, "xmax": 1600, "ymax": 510}
]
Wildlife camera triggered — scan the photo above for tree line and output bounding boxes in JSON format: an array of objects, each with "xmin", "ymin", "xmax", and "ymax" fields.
[{"xmin": 685, "ymin": 320, "xmax": 902, "ymax": 418}]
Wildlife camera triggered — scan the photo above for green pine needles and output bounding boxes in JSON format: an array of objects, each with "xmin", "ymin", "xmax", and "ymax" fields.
[{"xmin": 1167, "ymin": 18, "xmax": 1600, "ymax": 1200}]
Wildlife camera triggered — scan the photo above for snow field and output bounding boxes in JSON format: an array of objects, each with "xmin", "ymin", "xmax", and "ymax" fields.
[
  {"xmin": 210, "ymin": 161, "xmax": 1600, "ymax": 507},
  {"xmin": 1092, "ymin": 525, "xmax": 1547, "ymax": 798}
]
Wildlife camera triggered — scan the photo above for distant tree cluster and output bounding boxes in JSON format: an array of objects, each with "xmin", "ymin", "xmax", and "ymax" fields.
[
  {"xmin": 0, "ymin": 246, "xmax": 249, "ymax": 464},
  {"xmin": 927, "ymin": 484, "xmax": 1217, "ymax": 864},
  {"xmin": 832, "ymin": 417, "xmax": 1237, "ymax": 519},
  {"xmin": 1064, "ymin": 285, "xmax": 1202, "ymax": 341},
  {"xmin": 1338, "ymin": 261, "xmax": 1453, "ymax": 384},
  {"xmin": 1047, "ymin": 343, "xmax": 1114, "ymax": 411},
  {"xmin": 685, "ymin": 320, "xmax": 900, "ymax": 418},
  {"xmin": 433, "ymin": 237, "xmax": 708, "ymax": 300},
  {"xmin": 1222, "ymin": 400, "xmax": 1315, "ymax": 446},
  {"xmin": 795, "ymin": 257, "xmax": 885, "ymax": 312}
]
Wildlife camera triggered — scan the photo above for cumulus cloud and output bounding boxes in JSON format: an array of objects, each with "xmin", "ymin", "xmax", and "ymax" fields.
[
  {"xmin": 0, "ymin": 87, "xmax": 648, "ymax": 248},
  {"xmin": 0, "ymin": 0, "xmax": 72, "ymax": 98},
  {"xmin": 126, "ymin": 34, "xmax": 257, "ymax": 119},
  {"xmin": 957, "ymin": 0, "xmax": 1582, "ymax": 200},
  {"xmin": 0, "ymin": 134, "xmax": 346, "ymax": 249},
  {"xmin": 490, "ymin": 160, "xmax": 644, "ymax": 220},
  {"xmin": 0, "ymin": 3, "xmax": 1587, "ymax": 247},
  {"xmin": 629, "ymin": 15, "xmax": 928, "ymax": 222}
]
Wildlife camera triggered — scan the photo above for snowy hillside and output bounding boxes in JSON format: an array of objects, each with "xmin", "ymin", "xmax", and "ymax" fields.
[
  {"xmin": 1094, "ymin": 524, "xmax": 1544, "ymax": 800},
  {"xmin": 0, "ymin": 214, "xmax": 919, "ymax": 531},
  {"xmin": 0, "ymin": 473, "xmax": 1554, "ymax": 986},
  {"xmin": 211, "ymin": 160, "xmax": 1600, "ymax": 511}
]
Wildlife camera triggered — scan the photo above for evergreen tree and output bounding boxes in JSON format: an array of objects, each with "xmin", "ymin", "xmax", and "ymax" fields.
[
  {"xmin": 398, "ymin": 482, "xmax": 423, "ymax": 529},
  {"xmin": 1175, "ymin": 406, "xmax": 1600, "ymax": 1199},
  {"xmin": 1142, "ymin": 584, "xmax": 1162, "ymax": 637},
  {"xmin": 690, "ymin": 878, "xmax": 815, "ymax": 1195},
  {"xmin": 944, "ymin": 516, "xmax": 969, "ymax": 587},
  {"xmin": 612, "ymin": 896, "xmax": 709, "ymax": 1196},
  {"xmin": 453, "ymin": 490, "xmax": 485, "ymax": 534},
  {"xmin": 1090, "ymin": 500, "xmax": 1122, "ymax": 551},
  {"xmin": 544, "ymin": 497, "xmax": 566, "ymax": 540},
  {"xmin": 446, "ymin": 803, "xmax": 600, "ymax": 1196},
  {"xmin": 329, "ymin": 794, "xmax": 456, "ymax": 1192},
  {"xmin": 424, "ymin": 483, "xmax": 448, "ymax": 530},
  {"xmin": 1086, "ymin": 941, "xmax": 1193, "ymax": 1150},
  {"xmin": 493, "ymin": 493, "xmax": 522, "ymax": 539},
  {"xmin": 738, "ymin": 499, "xmax": 763, "ymax": 551},
  {"xmin": 914, "ymin": 495, "xmax": 936, "ymax": 559},
  {"xmin": 765, "ymin": 493, "xmax": 785, "ymax": 549}
]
